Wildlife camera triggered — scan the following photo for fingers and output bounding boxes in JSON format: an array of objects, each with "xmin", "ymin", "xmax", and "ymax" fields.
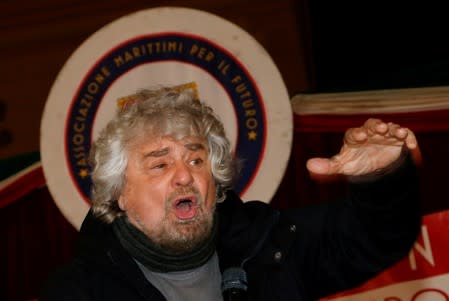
[
  {"xmin": 344, "ymin": 118, "xmax": 387, "ymax": 145},
  {"xmin": 344, "ymin": 127, "xmax": 368, "ymax": 145},
  {"xmin": 309, "ymin": 118, "xmax": 421, "ymax": 180},
  {"xmin": 345, "ymin": 118, "xmax": 414, "ymax": 147},
  {"xmin": 307, "ymin": 157, "xmax": 346, "ymax": 181},
  {"xmin": 306, "ymin": 157, "xmax": 331, "ymax": 175},
  {"xmin": 364, "ymin": 118, "xmax": 388, "ymax": 135},
  {"xmin": 349, "ymin": 118, "xmax": 422, "ymax": 166},
  {"xmin": 403, "ymin": 128, "xmax": 422, "ymax": 165},
  {"xmin": 404, "ymin": 127, "xmax": 418, "ymax": 149}
]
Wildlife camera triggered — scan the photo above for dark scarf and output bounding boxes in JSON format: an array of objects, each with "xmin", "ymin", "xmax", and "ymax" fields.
[{"xmin": 112, "ymin": 215, "xmax": 217, "ymax": 272}]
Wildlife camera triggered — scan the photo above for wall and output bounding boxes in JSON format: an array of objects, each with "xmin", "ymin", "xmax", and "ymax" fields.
[{"xmin": 0, "ymin": 0, "xmax": 313, "ymax": 159}]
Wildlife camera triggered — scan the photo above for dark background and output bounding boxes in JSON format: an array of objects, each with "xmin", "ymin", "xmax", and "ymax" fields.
[{"xmin": 308, "ymin": 1, "xmax": 449, "ymax": 92}]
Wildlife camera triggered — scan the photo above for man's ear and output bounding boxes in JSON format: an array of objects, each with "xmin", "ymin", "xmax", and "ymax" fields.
[{"xmin": 118, "ymin": 195, "xmax": 126, "ymax": 210}]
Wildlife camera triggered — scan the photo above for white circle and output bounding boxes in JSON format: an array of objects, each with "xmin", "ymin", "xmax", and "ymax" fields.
[{"xmin": 40, "ymin": 7, "xmax": 292, "ymax": 230}]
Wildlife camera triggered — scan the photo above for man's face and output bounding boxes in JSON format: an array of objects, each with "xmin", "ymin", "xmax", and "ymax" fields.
[{"xmin": 118, "ymin": 135, "xmax": 217, "ymax": 253}]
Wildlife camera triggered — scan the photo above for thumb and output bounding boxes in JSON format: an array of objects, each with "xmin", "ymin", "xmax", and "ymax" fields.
[
  {"xmin": 306, "ymin": 157, "xmax": 332, "ymax": 175},
  {"xmin": 306, "ymin": 157, "xmax": 343, "ymax": 182}
]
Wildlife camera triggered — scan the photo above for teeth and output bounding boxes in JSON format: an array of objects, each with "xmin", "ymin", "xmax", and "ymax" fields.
[
  {"xmin": 176, "ymin": 200, "xmax": 192, "ymax": 212},
  {"xmin": 176, "ymin": 199, "xmax": 191, "ymax": 206}
]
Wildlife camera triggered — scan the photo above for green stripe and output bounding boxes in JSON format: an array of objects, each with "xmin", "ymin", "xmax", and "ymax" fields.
[{"xmin": 0, "ymin": 151, "xmax": 41, "ymax": 181}]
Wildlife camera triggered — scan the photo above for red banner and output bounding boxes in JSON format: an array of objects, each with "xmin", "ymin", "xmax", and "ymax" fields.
[{"xmin": 320, "ymin": 209, "xmax": 449, "ymax": 301}]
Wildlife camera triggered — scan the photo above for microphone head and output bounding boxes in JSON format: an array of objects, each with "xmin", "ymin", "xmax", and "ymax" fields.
[{"xmin": 221, "ymin": 267, "xmax": 248, "ymax": 292}]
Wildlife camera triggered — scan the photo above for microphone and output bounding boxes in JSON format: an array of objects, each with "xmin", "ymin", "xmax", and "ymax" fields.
[{"xmin": 221, "ymin": 267, "xmax": 248, "ymax": 301}]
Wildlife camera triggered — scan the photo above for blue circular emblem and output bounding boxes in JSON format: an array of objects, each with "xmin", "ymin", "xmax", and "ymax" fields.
[{"xmin": 66, "ymin": 33, "xmax": 266, "ymax": 203}]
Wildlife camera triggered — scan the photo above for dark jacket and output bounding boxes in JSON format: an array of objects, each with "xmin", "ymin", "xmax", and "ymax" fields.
[{"xmin": 40, "ymin": 155, "xmax": 421, "ymax": 301}]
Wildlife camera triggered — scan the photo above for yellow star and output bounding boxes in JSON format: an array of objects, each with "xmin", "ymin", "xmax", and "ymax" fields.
[
  {"xmin": 248, "ymin": 130, "xmax": 257, "ymax": 141},
  {"xmin": 79, "ymin": 169, "xmax": 89, "ymax": 178}
]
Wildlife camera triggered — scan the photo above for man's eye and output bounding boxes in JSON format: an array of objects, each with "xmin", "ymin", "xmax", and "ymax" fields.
[
  {"xmin": 152, "ymin": 163, "xmax": 167, "ymax": 169},
  {"xmin": 190, "ymin": 158, "xmax": 203, "ymax": 166}
]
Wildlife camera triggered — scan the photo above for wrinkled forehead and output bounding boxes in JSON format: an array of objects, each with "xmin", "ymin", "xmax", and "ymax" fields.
[
  {"xmin": 128, "ymin": 128, "xmax": 209, "ymax": 152},
  {"xmin": 152, "ymin": 134, "xmax": 207, "ymax": 146},
  {"xmin": 124, "ymin": 111, "xmax": 202, "ymax": 141},
  {"xmin": 128, "ymin": 134, "xmax": 209, "ymax": 159},
  {"xmin": 144, "ymin": 120, "xmax": 204, "ymax": 143},
  {"xmin": 148, "ymin": 109, "xmax": 202, "ymax": 137}
]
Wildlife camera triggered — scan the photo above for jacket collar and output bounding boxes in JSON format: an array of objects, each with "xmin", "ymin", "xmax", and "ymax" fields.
[{"xmin": 216, "ymin": 191, "xmax": 280, "ymax": 269}]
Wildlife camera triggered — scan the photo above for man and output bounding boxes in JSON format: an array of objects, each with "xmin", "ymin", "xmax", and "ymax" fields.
[{"xmin": 40, "ymin": 86, "xmax": 421, "ymax": 301}]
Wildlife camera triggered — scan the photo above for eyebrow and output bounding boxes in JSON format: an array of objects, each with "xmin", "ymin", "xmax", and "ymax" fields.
[
  {"xmin": 142, "ymin": 143, "xmax": 205, "ymax": 158},
  {"xmin": 143, "ymin": 147, "xmax": 170, "ymax": 158},
  {"xmin": 184, "ymin": 143, "xmax": 206, "ymax": 151}
]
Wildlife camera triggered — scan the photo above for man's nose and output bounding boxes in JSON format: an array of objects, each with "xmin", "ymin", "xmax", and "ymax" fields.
[{"xmin": 172, "ymin": 162, "xmax": 194, "ymax": 186}]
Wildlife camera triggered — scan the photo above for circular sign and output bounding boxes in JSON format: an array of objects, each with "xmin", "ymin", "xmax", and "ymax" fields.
[{"xmin": 40, "ymin": 7, "xmax": 292, "ymax": 230}]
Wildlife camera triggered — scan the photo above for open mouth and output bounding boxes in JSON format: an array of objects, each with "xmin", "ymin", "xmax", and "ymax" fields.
[{"xmin": 173, "ymin": 196, "xmax": 197, "ymax": 220}]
